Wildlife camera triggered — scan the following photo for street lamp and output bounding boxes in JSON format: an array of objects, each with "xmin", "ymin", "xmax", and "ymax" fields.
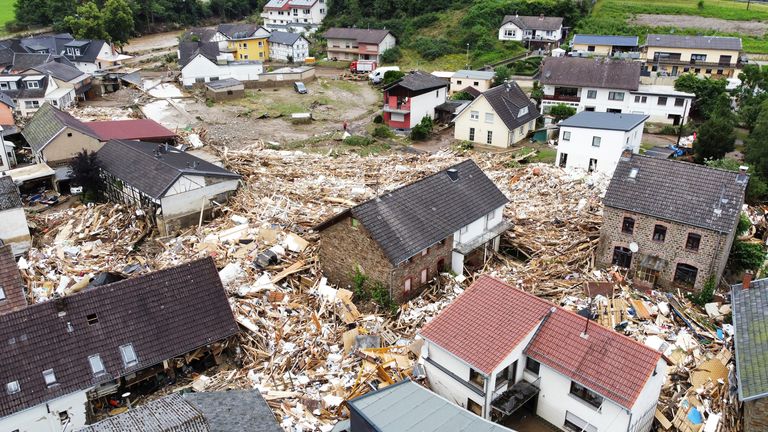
[{"xmin": 466, "ymin": 43, "xmax": 470, "ymax": 69}]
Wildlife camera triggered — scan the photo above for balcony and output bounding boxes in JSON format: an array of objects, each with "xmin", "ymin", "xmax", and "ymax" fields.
[
  {"xmin": 543, "ymin": 94, "xmax": 580, "ymax": 102},
  {"xmin": 454, "ymin": 220, "xmax": 512, "ymax": 255},
  {"xmin": 383, "ymin": 104, "xmax": 410, "ymax": 114},
  {"xmin": 326, "ymin": 45, "xmax": 359, "ymax": 54},
  {"xmin": 491, "ymin": 377, "xmax": 541, "ymax": 417},
  {"xmin": 649, "ymin": 57, "xmax": 739, "ymax": 68}
]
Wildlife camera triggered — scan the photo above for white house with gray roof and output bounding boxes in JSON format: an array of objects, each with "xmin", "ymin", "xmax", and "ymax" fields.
[
  {"xmin": 267, "ymin": 31, "xmax": 310, "ymax": 62},
  {"xmin": 555, "ymin": 111, "xmax": 647, "ymax": 175},
  {"xmin": 498, "ymin": 14, "xmax": 563, "ymax": 46},
  {"xmin": 261, "ymin": 0, "xmax": 327, "ymax": 34}
]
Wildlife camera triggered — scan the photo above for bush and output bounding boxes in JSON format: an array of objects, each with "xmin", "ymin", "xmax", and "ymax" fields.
[
  {"xmin": 380, "ymin": 46, "xmax": 402, "ymax": 64},
  {"xmin": 372, "ymin": 125, "xmax": 395, "ymax": 138},
  {"xmin": 373, "ymin": 114, "xmax": 383, "ymax": 124},
  {"xmin": 737, "ymin": 212, "xmax": 752, "ymax": 237},
  {"xmin": 410, "ymin": 116, "xmax": 433, "ymax": 141},
  {"xmin": 205, "ymin": 98, "xmax": 214, "ymax": 107},
  {"xmin": 728, "ymin": 239, "xmax": 766, "ymax": 274},
  {"xmin": 451, "ymin": 91, "xmax": 474, "ymax": 101},
  {"xmin": 382, "ymin": 70, "xmax": 405, "ymax": 86},
  {"xmin": 659, "ymin": 125, "xmax": 678, "ymax": 135},
  {"xmin": 411, "ymin": 37, "xmax": 455, "ymax": 61},
  {"xmin": 550, "ymin": 104, "xmax": 577, "ymax": 121},
  {"xmin": 689, "ymin": 276, "xmax": 716, "ymax": 306},
  {"xmin": 344, "ymin": 135, "xmax": 374, "ymax": 146}
]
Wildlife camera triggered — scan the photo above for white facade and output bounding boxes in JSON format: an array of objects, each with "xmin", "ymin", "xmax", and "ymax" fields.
[
  {"xmin": 261, "ymin": 0, "xmax": 327, "ymax": 34},
  {"xmin": 269, "ymin": 36, "xmax": 310, "ymax": 62},
  {"xmin": 0, "ymin": 389, "xmax": 88, "ymax": 432},
  {"xmin": 326, "ymin": 34, "xmax": 396, "ymax": 63},
  {"xmin": 180, "ymin": 55, "xmax": 264, "ymax": 87},
  {"xmin": 160, "ymin": 175, "xmax": 240, "ymax": 220},
  {"xmin": 453, "ymin": 95, "xmax": 536, "ymax": 148},
  {"xmin": 0, "ymin": 207, "xmax": 31, "ymax": 255},
  {"xmin": 450, "ymin": 204, "xmax": 505, "ymax": 274},
  {"xmin": 498, "ymin": 22, "xmax": 562, "ymax": 42},
  {"xmin": 394, "ymin": 86, "xmax": 446, "ymax": 129},
  {"xmin": 423, "ymin": 322, "xmax": 666, "ymax": 432},
  {"xmin": 556, "ymin": 122, "xmax": 644, "ymax": 176},
  {"xmin": 541, "ymin": 85, "xmax": 693, "ymax": 124},
  {"xmin": 67, "ymin": 41, "xmax": 129, "ymax": 73},
  {"xmin": 9, "ymin": 77, "xmax": 76, "ymax": 117}
]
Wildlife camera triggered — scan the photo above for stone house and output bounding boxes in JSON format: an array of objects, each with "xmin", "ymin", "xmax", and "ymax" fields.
[
  {"xmin": 732, "ymin": 274, "xmax": 768, "ymax": 432},
  {"xmin": 420, "ymin": 275, "xmax": 665, "ymax": 432},
  {"xmin": 598, "ymin": 154, "xmax": 747, "ymax": 291},
  {"xmin": 0, "ymin": 175, "xmax": 31, "ymax": 256},
  {"xmin": 316, "ymin": 160, "xmax": 509, "ymax": 303}
]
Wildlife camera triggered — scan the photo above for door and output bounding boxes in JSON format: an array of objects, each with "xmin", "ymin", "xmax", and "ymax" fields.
[
  {"xmin": 510, "ymin": 360, "xmax": 518, "ymax": 383},
  {"xmin": 588, "ymin": 158, "xmax": 597, "ymax": 172},
  {"xmin": 437, "ymin": 258, "xmax": 445, "ymax": 273},
  {"xmin": 559, "ymin": 153, "xmax": 568, "ymax": 168},
  {"xmin": 671, "ymin": 66, "xmax": 679, "ymax": 76},
  {"xmin": 420, "ymin": 268, "xmax": 428, "ymax": 284}
]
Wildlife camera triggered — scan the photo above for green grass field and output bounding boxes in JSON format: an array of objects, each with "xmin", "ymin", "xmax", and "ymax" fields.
[
  {"xmin": 0, "ymin": 0, "xmax": 15, "ymax": 35},
  {"xmin": 584, "ymin": 0, "xmax": 768, "ymax": 53}
]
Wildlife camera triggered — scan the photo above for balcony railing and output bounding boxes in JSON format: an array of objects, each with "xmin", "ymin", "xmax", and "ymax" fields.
[
  {"xmin": 649, "ymin": 58, "xmax": 739, "ymax": 68},
  {"xmin": 492, "ymin": 376, "xmax": 542, "ymax": 417},
  {"xmin": 543, "ymin": 94, "xmax": 580, "ymax": 102},
  {"xmin": 383, "ymin": 104, "xmax": 410, "ymax": 114}
]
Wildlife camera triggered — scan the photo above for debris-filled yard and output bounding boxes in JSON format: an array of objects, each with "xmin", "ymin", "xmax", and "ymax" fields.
[{"xmin": 18, "ymin": 144, "xmax": 761, "ymax": 431}]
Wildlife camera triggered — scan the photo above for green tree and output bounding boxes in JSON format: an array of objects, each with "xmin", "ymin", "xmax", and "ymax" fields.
[
  {"xmin": 493, "ymin": 65, "xmax": 511, "ymax": 86},
  {"xmin": 549, "ymin": 104, "xmax": 576, "ymax": 121},
  {"xmin": 451, "ymin": 91, "xmax": 474, "ymax": 101},
  {"xmin": 63, "ymin": 2, "xmax": 108, "ymax": 41},
  {"xmin": 745, "ymin": 101, "xmax": 768, "ymax": 180},
  {"xmin": 382, "ymin": 70, "xmax": 405, "ymax": 86},
  {"xmin": 14, "ymin": 0, "xmax": 50, "ymax": 27},
  {"xmin": 705, "ymin": 159, "xmax": 768, "ymax": 203},
  {"xmin": 694, "ymin": 116, "xmax": 735, "ymax": 162},
  {"xmin": 380, "ymin": 47, "xmax": 402, "ymax": 64},
  {"xmin": 728, "ymin": 240, "xmax": 766, "ymax": 274},
  {"xmin": 410, "ymin": 116, "xmax": 433, "ymax": 140},
  {"xmin": 674, "ymin": 73, "xmax": 728, "ymax": 119},
  {"xmin": 104, "ymin": 0, "xmax": 135, "ymax": 48},
  {"xmin": 69, "ymin": 150, "xmax": 102, "ymax": 201}
]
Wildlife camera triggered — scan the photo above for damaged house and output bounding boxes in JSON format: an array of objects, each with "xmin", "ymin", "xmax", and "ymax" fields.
[
  {"xmin": 420, "ymin": 275, "xmax": 666, "ymax": 432},
  {"xmin": 0, "ymin": 175, "xmax": 32, "ymax": 256},
  {"xmin": 316, "ymin": 159, "xmax": 509, "ymax": 302},
  {"xmin": 0, "ymin": 257, "xmax": 239, "ymax": 432},
  {"xmin": 598, "ymin": 154, "xmax": 747, "ymax": 290},
  {"xmin": 97, "ymin": 139, "xmax": 241, "ymax": 235},
  {"xmin": 0, "ymin": 243, "xmax": 27, "ymax": 315}
]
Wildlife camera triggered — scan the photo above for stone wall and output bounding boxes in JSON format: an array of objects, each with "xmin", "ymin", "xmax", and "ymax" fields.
[
  {"xmin": 318, "ymin": 215, "xmax": 453, "ymax": 302},
  {"xmin": 745, "ymin": 398, "xmax": 768, "ymax": 432},
  {"xmin": 597, "ymin": 206, "xmax": 732, "ymax": 290}
]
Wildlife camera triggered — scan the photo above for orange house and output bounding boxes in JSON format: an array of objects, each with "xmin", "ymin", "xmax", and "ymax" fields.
[{"xmin": 0, "ymin": 94, "xmax": 15, "ymax": 129}]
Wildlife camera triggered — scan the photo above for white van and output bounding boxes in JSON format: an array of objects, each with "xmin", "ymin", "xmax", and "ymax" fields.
[{"xmin": 369, "ymin": 66, "xmax": 400, "ymax": 84}]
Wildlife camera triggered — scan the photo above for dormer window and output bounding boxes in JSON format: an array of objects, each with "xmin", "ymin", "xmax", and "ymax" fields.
[
  {"xmin": 43, "ymin": 369, "xmax": 57, "ymax": 387},
  {"xmin": 27, "ymin": 81, "xmax": 39, "ymax": 89},
  {"xmin": 6, "ymin": 381, "xmax": 19, "ymax": 395},
  {"xmin": 518, "ymin": 106, "xmax": 528, "ymax": 117}
]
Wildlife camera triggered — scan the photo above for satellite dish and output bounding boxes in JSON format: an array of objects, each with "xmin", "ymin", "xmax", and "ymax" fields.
[{"xmin": 629, "ymin": 242, "xmax": 639, "ymax": 253}]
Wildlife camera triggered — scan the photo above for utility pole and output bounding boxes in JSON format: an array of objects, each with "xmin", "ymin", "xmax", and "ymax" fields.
[{"xmin": 466, "ymin": 43, "xmax": 470, "ymax": 69}]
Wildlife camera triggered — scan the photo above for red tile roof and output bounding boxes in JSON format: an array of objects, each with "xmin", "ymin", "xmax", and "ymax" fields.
[
  {"xmin": 86, "ymin": 119, "xmax": 176, "ymax": 141},
  {"xmin": 420, "ymin": 275, "xmax": 662, "ymax": 410},
  {"xmin": 420, "ymin": 275, "xmax": 553, "ymax": 375}
]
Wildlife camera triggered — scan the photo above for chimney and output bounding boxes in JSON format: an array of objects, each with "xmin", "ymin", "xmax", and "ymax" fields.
[
  {"xmin": 739, "ymin": 165, "xmax": 748, "ymax": 175},
  {"xmin": 743, "ymin": 271, "xmax": 753, "ymax": 289},
  {"xmin": 539, "ymin": 13, "xmax": 544, "ymax": 20},
  {"xmin": 446, "ymin": 168, "xmax": 459, "ymax": 181},
  {"xmin": 620, "ymin": 148, "xmax": 633, "ymax": 160}
]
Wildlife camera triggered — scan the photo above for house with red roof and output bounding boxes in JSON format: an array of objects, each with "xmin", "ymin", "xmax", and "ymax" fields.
[{"xmin": 419, "ymin": 275, "xmax": 666, "ymax": 432}]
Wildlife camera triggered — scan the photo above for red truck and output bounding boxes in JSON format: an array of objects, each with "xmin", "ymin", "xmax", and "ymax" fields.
[{"xmin": 350, "ymin": 60, "xmax": 377, "ymax": 74}]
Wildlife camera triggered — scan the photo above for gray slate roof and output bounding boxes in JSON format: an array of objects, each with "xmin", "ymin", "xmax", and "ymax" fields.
[
  {"xmin": 558, "ymin": 112, "xmax": 648, "ymax": 131},
  {"xmin": 502, "ymin": 15, "xmax": 563, "ymax": 31},
  {"xmin": 541, "ymin": 57, "xmax": 641, "ymax": 91},
  {"xmin": 732, "ymin": 278, "xmax": 768, "ymax": 401},
  {"xmin": 384, "ymin": 71, "xmax": 447, "ymax": 93},
  {"xmin": 573, "ymin": 34, "xmax": 639, "ymax": 47},
  {"xmin": 184, "ymin": 390, "xmax": 282, "ymax": 432},
  {"xmin": 217, "ymin": 24, "xmax": 267, "ymax": 40},
  {"xmin": 21, "ymin": 103, "xmax": 98, "ymax": 154},
  {"xmin": 181, "ymin": 27, "xmax": 219, "ymax": 43},
  {"xmin": 96, "ymin": 140, "xmax": 240, "ymax": 200},
  {"xmin": 0, "ymin": 92, "xmax": 15, "ymax": 109},
  {"xmin": 481, "ymin": 81, "xmax": 540, "ymax": 132},
  {"xmin": 179, "ymin": 41, "xmax": 221, "ymax": 67},
  {"xmin": 30, "ymin": 61, "xmax": 85, "ymax": 82},
  {"xmin": 61, "ymin": 39, "xmax": 107, "ymax": 63},
  {"xmin": 604, "ymin": 155, "xmax": 746, "ymax": 234},
  {"xmin": 646, "ymin": 34, "xmax": 742, "ymax": 51},
  {"xmin": 205, "ymin": 78, "xmax": 242, "ymax": 90},
  {"xmin": 347, "ymin": 380, "xmax": 514, "ymax": 432},
  {"xmin": 78, "ymin": 390, "xmax": 281, "ymax": 432},
  {"xmin": 323, "ymin": 28, "xmax": 393, "ymax": 44},
  {"xmin": 0, "ymin": 257, "xmax": 239, "ymax": 419},
  {"xmin": 316, "ymin": 159, "xmax": 508, "ymax": 265},
  {"xmin": 0, "ymin": 176, "xmax": 23, "ymax": 211},
  {"xmin": 268, "ymin": 31, "xmax": 305, "ymax": 46}
]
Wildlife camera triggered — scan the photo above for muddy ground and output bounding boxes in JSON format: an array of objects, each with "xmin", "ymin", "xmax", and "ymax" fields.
[{"xmin": 631, "ymin": 14, "xmax": 768, "ymax": 36}]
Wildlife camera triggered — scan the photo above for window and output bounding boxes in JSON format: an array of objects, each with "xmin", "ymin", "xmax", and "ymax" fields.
[
  {"xmin": 6, "ymin": 381, "xmax": 19, "ymax": 395},
  {"xmin": 652, "ymin": 225, "xmax": 667, "ymax": 242},
  {"xmin": 558, "ymin": 130, "xmax": 572, "ymax": 142},
  {"xmin": 622, "ymin": 217, "xmax": 635, "ymax": 234},
  {"xmin": 43, "ymin": 369, "xmax": 57, "ymax": 387},
  {"xmin": 457, "ymin": 80, "xmax": 463, "ymax": 85},
  {"xmin": 0, "ymin": 287, "xmax": 5, "ymax": 300},
  {"xmin": 608, "ymin": 91, "xmax": 624, "ymax": 101},
  {"xmin": 570, "ymin": 381, "xmax": 603, "ymax": 408},
  {"xmin": 87, "ymin": 313, "xmax": 98, "ymax": 325},
  {"xmin": 591, "ymin": 136, "xmax": 601, "ymax": 147},
  {"xmin": 59, "ymin": 411, "xmax": 69, "ymax": 424},
  {"xmin": 612, "ymin": 246, "xmax": 632, "ymax": 268},
  {"xmin": 404, "ymin": 278, "xmax": 411, "ymax": 293},
  {"xmin": 634, "ymin": 95, "xmax": 647, "ymax": 103},
  {"xmin": 525, "ymin": 357, "xmax": 540, "ymax": 375},
  {"xmin": 470, "ymin": 111, "xmax": 479, "ymax": 120},
  {"xmin": 718, "ymin": 55, "xmax": 732, "ymax": 65},
  {"xmin": 691, "ymin": 53, "xmax": 707, "ymax": 62},
  {"xmin": 89, "ymin": 354, "xmax": 105, "ymax": 376},
  {"xmin": 504, "ymin": 30, "xmax": 516, "ymax": 38},
  {"xmin": 468, "ymin": 127, "xmax": 475, "ymax": 141},
  {"xmin": 686, "ymin": 233, "xmax": 701, "ymax": 251},
  {"xmin": 24, "ymin": 101, "xmax": 39, "ymax": 109},
  {"xmin": 586, "ymin": 90, "xmax": 597, "ymax": 99},
  {"xmin": 705, "ymin": 69, "xmax": 712, "ymax": 74},
  {"xmin": 485, "ymin": 113, "xmax": 494, "ymax": 123},
  {"xmin": 518, "ymin": 106, "xmax": 528, "ymax": 117},
  {"xmin": 674, "ymin": 263, "xmax": 698, "ymax": 286},
  {"xmin": 420, "ymin": 268, "xmax": 428, "ymax": 284},
  {"xmin": 495, "ymin": 361, "xmax": 516, "ymax": 389},
  {"xmin": 0, "ymin": 83, "xmax": 7, "ymax": 89},
  {"xmin": 351, "ymin": 218, "xmax": 359, "ymax": 228},
  {"xmin": 27, "ymin": 81, "xmax": 39, "ymax": 89},
  {"xmin": 195, "ymin": 77, "xmax": 205, "ymax": 83},
  {"xmin": 587, "ymin": 45, "xmax": 595, "ymax": 52},
  {"xmin": 119, "ymin": 344, "xmax": 138, "ymax": 367},
  {"xmin": 487, "ymin": 209, "xmax": 496, "ymax": 221},
  {"xmin": 564, "ymin": 412, "xmax": 598, "ymax": 432},
  {"xmin": 694, "ymin": 68, "xmax": 701, "ymax": 74},
  {"xmin": 467, "ymin": 398, "xmax": 483, "ymax": 415},
  {"xmin": 486, "ymin": 131, "xmax": 493, "ymax": 144},
  {"xmin": 657, "ymin": 96, "xmax": 668, "ymax": 106},
  {"xmin": 469, "ymin": 369, "xmax": 484, "ymax": 387},
  {"xmin": 320, "ymin": 8, "xmax": 325, "ymax": 13},
  {"xmin": 421, "ymin": 248, "xmax": 429, "ymax": 256},
  {"xmin": 675, "ymin": 97, "xmax": 685, "ymax": 107}
]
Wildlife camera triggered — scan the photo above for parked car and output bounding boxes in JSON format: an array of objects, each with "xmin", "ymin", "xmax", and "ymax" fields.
[
  {"xmin": 370, "ymin": 66, "xmax": 400, "ymax": 84},
  {"xmin": 294, "ymin": 82, "xmax": 308, "ymax": 94}
]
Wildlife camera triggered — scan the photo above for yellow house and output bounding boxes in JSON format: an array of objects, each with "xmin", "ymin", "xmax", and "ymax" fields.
[
  {"xmin": 219, "ymin": 24, "xmax": 271, "ymax": 61},
  {"xmin": 644, "ymin": 34, "xmax": 742, "ymax": 79},
  {"xmin": 453, "ymin": 82, "xmax": 540, "ymax": 149}
]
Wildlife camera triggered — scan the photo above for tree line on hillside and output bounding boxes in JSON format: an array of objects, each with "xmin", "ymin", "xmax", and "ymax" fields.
[{"xmin": 10, "ymin": 0, "xmax": 268, "ymax": 45}]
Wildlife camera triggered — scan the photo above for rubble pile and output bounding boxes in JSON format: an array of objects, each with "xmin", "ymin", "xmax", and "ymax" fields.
[{"xmin": 18, "ymin": 147, "xmax": 746, "ymax": 431}]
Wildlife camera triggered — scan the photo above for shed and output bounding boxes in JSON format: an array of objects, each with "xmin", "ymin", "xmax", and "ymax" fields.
[{"xmin": 205, "ymin": 78, "xmax": 245, "ymax": 101}]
